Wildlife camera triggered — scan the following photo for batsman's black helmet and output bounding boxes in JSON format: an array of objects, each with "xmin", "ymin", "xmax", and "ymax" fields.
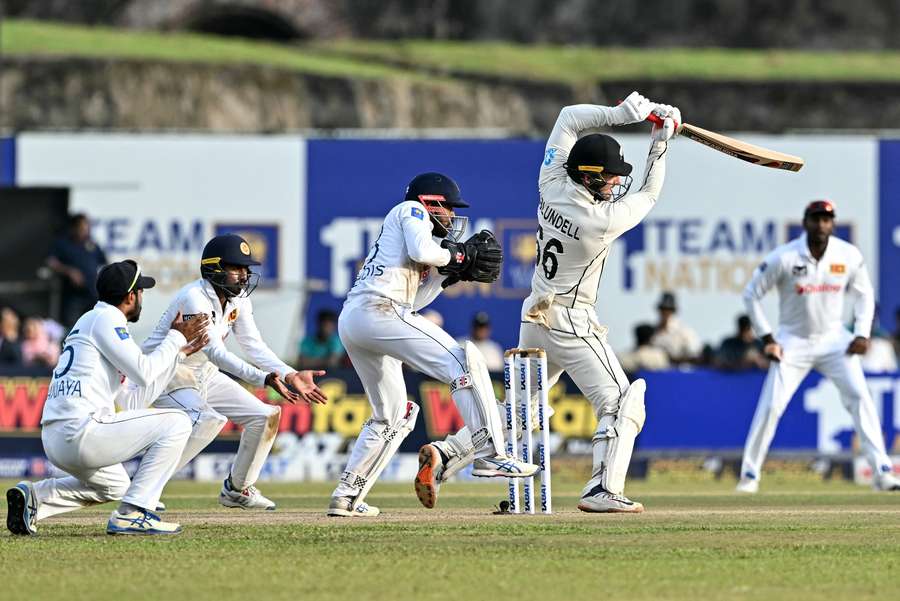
[
  {"xmin": 565, "ymin": 134, "xmax": 633, "ymax": 178},
  {"xmin": 404, "ymin": 172, "xmax": 470, "ymax": 208},
  {"xmin": 200, "ymin": 234, "xmax": 261, "ymax": 298}
]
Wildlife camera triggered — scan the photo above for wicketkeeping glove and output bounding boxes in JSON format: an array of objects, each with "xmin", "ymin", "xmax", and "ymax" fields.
[{"xmin": 438, "ymin": 230, "xmax": 503, "ymax": 284}]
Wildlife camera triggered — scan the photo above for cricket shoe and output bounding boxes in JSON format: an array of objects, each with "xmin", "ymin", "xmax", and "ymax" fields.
[
  {"xmin": 326, "ymin": 496, "xmax": 380, "ymax": 517},
  {"xmin": 155, "ymin": 501, "xmax": 166, "ymax": 512},
  {"xmin": 218, "ymin": 478, "xmax": 276, "ymax": 510},
  {"xmin": 577, "ymin": 485, "xmax": 644, "ymax": 513},
  {"xmin": 415, "ymin": 444, "xmax": 443, "ymax": 509},
  {"xmin": 735, "ymin": 477, "xmax": 760, "ymax": 494},
  {"xmin": 6, "ymin": 482, "xmax": 37, "ymax": 536},
  {"xmin": 106, "ymin": 508, "xmax": 182, "ymax": 535},
  {"xmin": 873, "ymin": 471, "xmax": 900, "ymax": 491},
  {"xmin": 471, "ymin": 454, "xmax": 539, "ymax": 478}
]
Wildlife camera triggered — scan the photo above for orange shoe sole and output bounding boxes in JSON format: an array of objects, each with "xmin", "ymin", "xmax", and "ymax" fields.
[{"xmin": 415, "ymin": 445, "xmax": 439, "ymax": 509}]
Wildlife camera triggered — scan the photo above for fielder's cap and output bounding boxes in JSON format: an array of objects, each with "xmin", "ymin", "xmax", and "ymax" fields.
[
  {"xmin": 804, "ymin": 199, "xmax": 836, "ymax": 218},
  {"xmin": 96, "ymin": 260, "xmax": 155, "ymax": 298},
  {"xmin": 566, "ymin": 134, "xmax": 633, "ymax": 177},
  {"xmin": 472, "ymin": 311, "xmax": 491, "ymax": 327},
  {"xmin": 405, "ymin": 172, "xmax": 469, "ymax": 208},
  {"xmin": 657, "ymin": 291, "xmax": 677, "ymax": 311}
]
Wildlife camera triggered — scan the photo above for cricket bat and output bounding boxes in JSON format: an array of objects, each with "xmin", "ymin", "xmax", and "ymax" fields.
[{"xmin": 646, "ymin": 112, "xmax": 804, "ymax": 172}]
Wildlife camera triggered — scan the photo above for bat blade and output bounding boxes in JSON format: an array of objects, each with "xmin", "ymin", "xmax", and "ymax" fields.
[{"xmin": 678, "ymin": 123, "xmax": 804, "ymax": 172}]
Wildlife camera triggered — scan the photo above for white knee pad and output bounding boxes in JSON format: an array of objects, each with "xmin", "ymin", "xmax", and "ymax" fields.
[
  {"xmin": 447, "ymin": 342, "xmax": 507, "ymax": 456},
  {"xmin": 341, "ymin": 402, "xmax": 420, "ymax": 509},
  {"xmin": 588, "ymin": 379, "xmax": 646, "ymax": 496}
]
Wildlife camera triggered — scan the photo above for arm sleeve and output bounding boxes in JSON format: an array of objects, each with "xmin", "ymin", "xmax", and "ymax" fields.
[
  {"xmin": 539, "ymin": 104, "xmax": 624, "ymax": 186},
  {"xmin": 849, "ymin": 256, "xmax": 875, "ymax": 337},
  {"xmin": 233, "ymin": 300, "xmax": 295, "ymax": 379},
  {"xmin": 743, "ymin": 252, "xmax": 782, "ymax": 337},
  {"xmin": 93, "ymin": 313, "xmax": 186, "ymax": 388},
  {"xmin": 400, "ymin": 203, "xmax": 452, "ymax": 266},
  {"xmin": 178, "ymin": 289, "xmax": 270, "ymax": 387},
  {"xmin": 412, "ymin": 268, "xmax": 449, "ymax": 311},
  {"xmin": 598, "ymin": 140, "xmax": 669, "ymax": 242}
]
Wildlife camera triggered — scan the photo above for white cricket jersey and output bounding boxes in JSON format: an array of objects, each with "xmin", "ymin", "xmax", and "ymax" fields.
[
  {"xmin": 42, "ymin": 302, "xmax": 186, "ymax": 423},
  {"xmin": 142, "ymin": 279, "xmax": 294, "ymax": 388},
  {"xmin": 743, "ymin": 234, "xmax": 874, "ymax": 340},
  {"xmin": 345, "ymin": 200, "xmax": 451, "ymax": 309},
  {"xmin": 521, "ymin": 104, "xmax": 669, "ymax": 336}
]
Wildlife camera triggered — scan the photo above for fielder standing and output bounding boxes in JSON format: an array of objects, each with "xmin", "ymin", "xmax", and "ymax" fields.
[
  {"xmin": 6, "ymin": 260, "xmax": 208, "ymax": 535},
  {"xmin": 138, "ymin": 234, "xmax": 328, "ymax": 511},
  {"xmin": 416, "ymin": 93, "xmax": 679, "ymax": 513},
  {"xmin": 329, "ymin": 172, "xmax": 538, "ymax": 517},
  {"xmin": 737, "ymin": 200, "xmax": 900, "ymax": 492}
]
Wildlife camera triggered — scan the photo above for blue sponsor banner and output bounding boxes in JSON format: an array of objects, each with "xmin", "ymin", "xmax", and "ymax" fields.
[
  {"xmin": 0, "ymin": 137, "xmax": 15, "ymax": 186},
  {"xmin": 879, "ymin": 140, "xmax": 900, "ymax": 332},
  {"xmin": 305, "ymin": 139, "xmax": 545, "ymax": 348},
  {"xmin": 638, "ymin": 370, "xmax": 898, "ymax": 451},
  {"xmin": 214, "ymin": 223, "xmax": 280, "ymax": 284}
]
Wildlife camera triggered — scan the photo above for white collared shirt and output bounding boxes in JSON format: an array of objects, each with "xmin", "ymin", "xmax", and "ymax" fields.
[
  {"xmin": 42, "ymin": 302, "xmax": 186, "ymax": 423},
  {"xmin": 743, "ymin": 234, "xmax": 874, "ymax": 340},
  {"xmin": 142, "ymin": 279, "xmax": 294, "ymax": 386}
]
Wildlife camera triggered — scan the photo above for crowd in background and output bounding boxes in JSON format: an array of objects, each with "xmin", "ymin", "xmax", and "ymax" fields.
[{"xmin": 4, "ymin": 212, "xmax": 900, "ymax": 377}]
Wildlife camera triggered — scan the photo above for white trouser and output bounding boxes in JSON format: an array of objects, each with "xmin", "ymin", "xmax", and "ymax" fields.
[
  {"xmin": 33, "ymin": 408, "xmax": 192, "ymax": 519},
  {"xmin": 740, "ymin": 331, "xmax": 893, "ymax": 481},
  {"xmin": 332, "ymin": 296, "xmax": 502, "ymax": 498},
  {"xmin": 519, "ymin": 322, "xmax": 630, "ymax": 417},
  {"xmin": 152, "ymin": 371, "xmax": 281, "ymax": 489}
]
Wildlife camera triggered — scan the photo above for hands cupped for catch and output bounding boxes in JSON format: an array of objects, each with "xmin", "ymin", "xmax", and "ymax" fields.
[
  {"xmin": 267, "ymin": 370, "xmax": 329, "ymax": 405},
  {"xmin": 171, "ymin": 311, "xmax": 211, "ymax": 356}
]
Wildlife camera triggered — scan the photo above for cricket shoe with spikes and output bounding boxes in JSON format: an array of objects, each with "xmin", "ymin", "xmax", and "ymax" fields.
[
  {"xmin": 218, "ymin": 478, "xmax": 276, "ymax": 510},
  {"xmin": 106, "ymin": 508, "xmax": 182, "ymax": 535},
  {"xmin": 414, "ymin": 443, "xmax": 444, "ymax": 509},
  {"xmin": 735, "ymin": 477, "xmax": 760, "ymax": 494},
  {"xmin": 471, "ymin": 454, "xmax": 539, "ymax": 478},
  {"xmin": 578, "ymin": 484, "xmax": 644, "ymax": 513},
  {"xmin": 6, "ymin": 482, "xmax": 37, "ymax": 536},
  {"xmin": 326, "ymin": 496, "xmax": 380, "ymax": 517}
]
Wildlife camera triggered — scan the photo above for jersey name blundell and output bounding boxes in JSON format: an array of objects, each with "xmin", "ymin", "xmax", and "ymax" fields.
[{"xmin": 539, "ymin": 197, "xmax": 581, "ymax": 240}]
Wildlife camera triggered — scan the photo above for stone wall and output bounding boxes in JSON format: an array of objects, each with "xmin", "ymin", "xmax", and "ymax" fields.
[{"xmin": 4, "ymin": 57, "xmax": 900, "ymax": 135}]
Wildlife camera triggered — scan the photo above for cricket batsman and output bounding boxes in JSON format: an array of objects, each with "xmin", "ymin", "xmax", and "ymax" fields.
[{"xmin": 416, "ymin": 92, "xmax": 679, "ymax": 513}]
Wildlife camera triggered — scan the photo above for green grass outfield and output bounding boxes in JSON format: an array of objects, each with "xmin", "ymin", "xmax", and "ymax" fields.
[
  {"xmin": 2, "ymin": 478, "xmax": 899, "ymax": 601},
  {"xmin": 6, "ymin": 19, "xmax": 900, "ymax": 83}
]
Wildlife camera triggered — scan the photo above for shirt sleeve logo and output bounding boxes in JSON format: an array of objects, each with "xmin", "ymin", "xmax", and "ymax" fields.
[
  {"xmin": 543, "ymin": 148, "xmax": 557, "ymax": 166},
  {"xmin": 411, "ymin": 207, "xmax": 425, "ymax": 220},
  {"xmin": 830, "ymin": 263, "xmax": 846, "ymax": 274},
  {"xmin": 114, "ymin": 327, "xmax": 130, "ymax": 340}
]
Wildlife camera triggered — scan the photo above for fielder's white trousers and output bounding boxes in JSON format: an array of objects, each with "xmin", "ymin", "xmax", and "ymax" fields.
[
  {"xmin": 33, "ymin": 408, "xmax": 191, "ymax": 520},
  {"xmin": 740, "ymin": 331, "xmax": 893, "ymax": 481},
  {"xmin": 151, "ymin": 372, "xmax": 281, "ymax": 489},
  {"xmin": 333, "ymin": 295, "xmax": 502, "ymax": 497},
  {"xmin": 519, "ymin": 322, "xmax": 630, "ymax": 417}
]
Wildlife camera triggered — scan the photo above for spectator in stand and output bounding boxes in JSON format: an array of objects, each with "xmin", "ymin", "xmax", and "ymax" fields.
[
  {"xmin": 47, "ymin": 214, "xmax": 108, "ymax": 328},
  {"xmin": 619, "ymin": 323, "xmax": 670, "ymax": 374},
  {"xmin": 20, "ymin": 317, "xmax": 60, "ymax": 370},
  {"xmin": 298, "ymin": 309, "xmax": 345, "ymax": 369},
  {"xmin": 716, "ymin": 315, "xmax": 767, "ymax": 371},
  {"xmin": 651, "ymin": 291, "xmax": 702, "ymax": 364},
  {"xmin": 456, "ymin": 312, "xmax": 504, "ymax": 372},
  {"xmin": 0, "ymin": 307, "xmax": 23, "ymax": 366}
]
